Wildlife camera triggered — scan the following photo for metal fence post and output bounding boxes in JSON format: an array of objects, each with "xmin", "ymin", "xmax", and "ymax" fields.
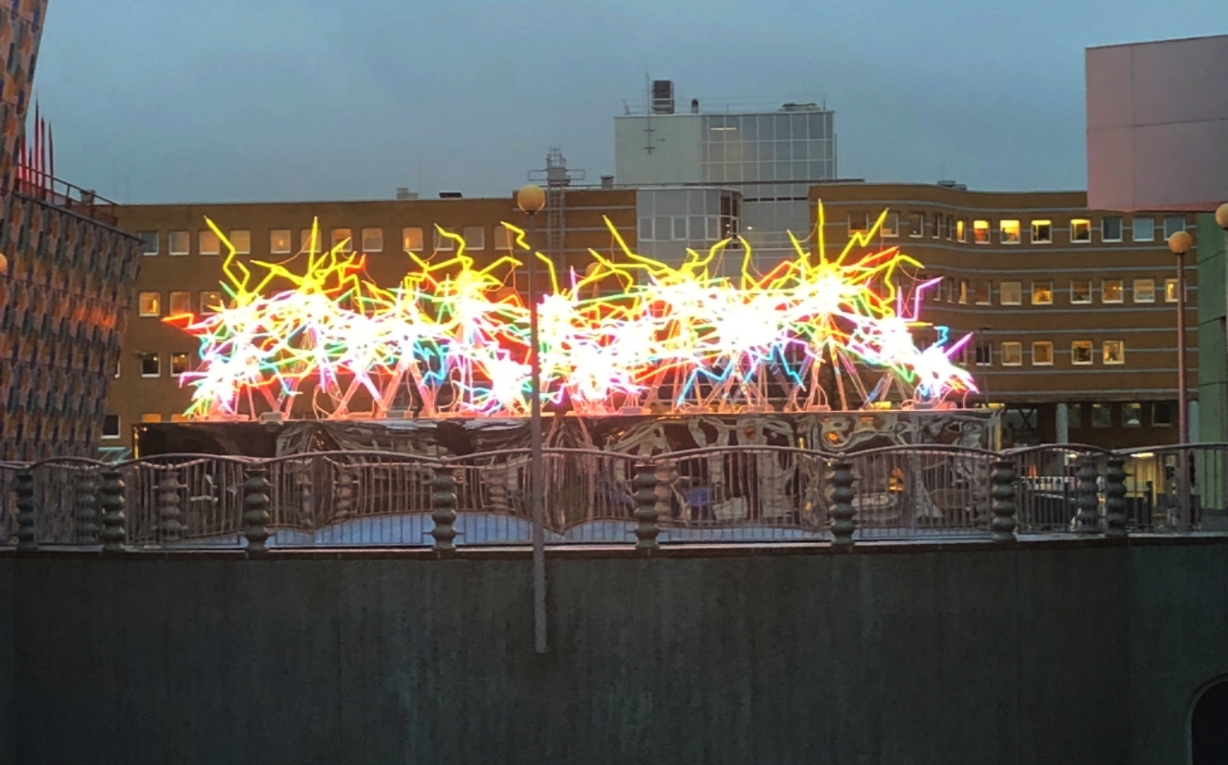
[
  {"xmin": 158, "ymin": 473, "xmax": 185, "ymax": 544},
  {"xmin": 14, "ymin": 469, "xmax": 37, "ymax": 552},
  {"xmin": 76, "ymin": 471, "xmax": 99, "ymax": 544},
  {"xmin": 1075, "ymin": 456, "xmax": 1100, "ymax": 534},
  {"xmin": 99, "ymin": 469, "xmax": 127, "ymax": 552},
  {"xmin": 1104, "ymin": 457, "xmax": 1127, "ymax": 538},
  {"xmin": 430, "ymin": 465, "xmax": 458, "ymax": 552},
  {"xmin": 242, "ymin": 465, "xmax": 271, "ymax": 554},
  {"xmin": 990, "ymin": 459, "xmax": 1018, "ymax": 542},
  {"xmin": 633, "ymin": 462, "xmax": 660, "ymax": 552},
  {"xmin": 829, "ymin": 458, "xmax": 856, "ymax": 548}
]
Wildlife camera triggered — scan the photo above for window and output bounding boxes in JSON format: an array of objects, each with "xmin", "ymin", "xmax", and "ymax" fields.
[
  {"xmin": 1070, "ymin": 219, "xmax": 1091, "ymax": 243},
  {"xmin": 138, "ymin": 230, "xmax": 159, "ymax": 255},
  {"xmin": 973, "ymin": 220, "xmax": 990, "ymax": 244},
  {"xmin": 138, "ymin": 292, "xmax": 160, "ymax": 317},
  {"xmin": 1001, "ymin": 342, "xmax": 1023, "ymax": 366},
  {"xmin": 1163, "ymin": 215, "xmax": 1186, "ymax": 239},
  {"xmin": 361, "ymin": 227, "xmax": 384, "ymax": 253},
  {"xmin": 1153, "ymin": 402, "xmax": 1173, "ymax": 427},
  {"xmin": 1133, "ymin": 278, "xmax": 1156, "ymax": 303},
  {"xmin": 946, "ymin": 216, "xmax": 955, "ymax": 241},
  {"xmin": 1165, "ymin": 278, "xmax": 1180, "ymax": 303},
  {"xmin": 909, "ymin": 212, "xmax": 924, "ymax": 237},
  {"xmin": 300, "ymin": 228, "xmax": 320, "ymax": 252},
  {"xmin": 199, "ymin": 230, "xmax": 220, "ymax": 256},
  {"xmin": 1068, "ymin": 404, "xmax": 1083, "ymax": 430},
  {"xmin": 1103, "ymin": 340, "xmax": 1125, "ymax": 364},
  {"xmin": 102, "ymin": 415, "xmax": 120, "ymax": 440},
  {"xmin": 170, "ymin": 414, "xmax": 189, "ymax": 423},
  {"xmin": 114, "ymin": 360, "xmax": 121, "ymax": 379},
  {"xmin": 848, "ymin": 212, "xmax": 869, "ymax": 234},
  {"xmin": 402, "ymin": 227, "xmax": 424, "ymax": 252},
  {"xmin": 1031, "ymin": 219, "xmax": 1051, "ymax": 244},
  {"xmin": 1031, "ymin": 281, "xmax": 1053, "ymax": 305},
  {"xmin": 270, "ymin": 229, "xmax": 292, "ymax": 254},
  {"xmin": 933, "ymin": 215, "xmax": 943, "ymax": 239},
  {"xmin": 435, "ymin": 226, "xmax": 456, "ymax": 251},
  {"xmin": 170, "ymin": 352, "xmax": 190, "ymax": 376},
  {"xmin": 1072, "ymin": 341, "xmax": 1093, "ymax": 365},
  {"xmin": 1091, "ymin": 403, "xmax": 1112, "ymax": 428},
  {"xmin": 956, "ymin": 219, "xmax": 967, "ymax": 242},
  {"xmin": 944, "ymin": 276, "xmax": 956, "ymax": 303},
  {"xmin": 1070, "ymin": 280, "xmax": 1092, "ymax": 304},
  {"xmin": 169, "ymin": 230, "xmax": 189, "ymax": 256},
  {"xmin": 1132, "ymin": 216, "xmax": 1155, "ymax": 242},
  {"xmin": 331, "ymin": 228, "xmax": 353, "ymax": 252},
  {"xmin": 139, "ymin": 353, "xmax": 161, "ymax": 377},
  {"xmin": 1000, "ymin": 281, "xmax": 1022, "ymax": 305},
  {"xmin": 974, "ymin": 281, "xmax": 991, "ymax": 305},
  {"xmin": 880, "ymin": 212, "xmax": 898, "ymax": 237},
  {"xmin": 1000, "ymin": 219, "xmax": 1021, "ymax": 244},
  {"xmin": 1102, "ymin": 279, "xmax": 1124, "ymax": 303},
  {"xmin": 140, "ymin": 413, "xmax": 162, "ymax": 423},
  {"xmin": 958, "ymin": 279, "xmax": 968, "ymax": 304},
  {"xmin": 168, "ymin": 291, "xmax": 191, "ymax": 315},
  {"xmin": 495, "ymin": 225, "xmax": 513, "ymax": 251},
  {"xmin": 230, "ymin": 230, "xmax": 251, "ymax": 255},
  {"xmin": 1101, "ymin": 216, "xmax": 1123, "ymax": 242},
  {"xmin": 975, "ymin": 343, "xmax": 992, "ymax": 366},
  {"xmin": 1122, "ymin": 403, "xmax": 1142, "ymax": 427},
  {"xmin": 1032, "ymin": 341, "xmax": 1053, "ymax": 366},
  {"xmin": 463, "ymin": 225, "xmax": 485, "ymax": 250},
  {"xmin": 199, "ymin": 291, "xmax": 223, "ymax": 314}
]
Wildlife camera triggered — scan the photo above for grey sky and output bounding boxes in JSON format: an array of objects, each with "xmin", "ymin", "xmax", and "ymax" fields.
[{"xmin": 36, "ymin": 0, "xmax": 1226, "ymax": 204}]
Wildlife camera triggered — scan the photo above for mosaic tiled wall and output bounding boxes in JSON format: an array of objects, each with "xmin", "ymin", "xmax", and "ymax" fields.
[{"xmin": 0, "ymin": 0, "xmax": 46, "ymax": 195}]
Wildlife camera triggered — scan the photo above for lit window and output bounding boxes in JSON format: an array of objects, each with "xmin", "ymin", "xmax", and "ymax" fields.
[
  {"xmin": 1101, "ymin": 216, "xmax": 1123, "ymax": 242},
  {"xmin": 956, "ymin": 219, "xmax": 966, "ymax": 242},
  {"xmin": 403, "ymin": 227, "xmax": 424, "ymax": 252},
  {"xmin": 973, "ymin": 220, "xmax": 990, "ymax": 244},
  {"xmin": 1133, "ymin": 217, "xmax": 1155, "ymax": 242},
  {"xmin": 1001, "ymin": 342, "xmax": 1023, "ymax": 366},
  {"xmin": 1068, "ymin": 404, "xmax": 1083, "ymax": 430},
  {"xmin": 495, "ymin": 225, "xmax": 513, "ymax": 251},
  {"xmin": 1031, "ymin": 220, "xmax": 1051, "ymax": 243},
  {"xmin": 974, "ymin": 281, "xmax": 991, "ymax": 305},
  {"xmin": 102, "ymin": 415, "xmax": 120, "ymax": 439},
  {"xmin": 848, "ymin": 212, "xmax": 869, "ymax": 234},
  {"xmin": 168, "ymin": 291, "xmax": 191, "ymax": 315},
  {"xmin": 435, "ymin": 226, "xmax": 456, "ymax": 251},
  {"xmin": 199, "ymin": 291, "xmax": 223, "ymax": 314},
  {"xmin": 958, "ymin": 279, "xmax": 968, "ymax": 304},
  {"xmin": 300, "ymin": 228, "xmax": 321, "ymax": 253},
  {"xmin": 909, "ymin": 212, "xmax": 924, "ymax": 237},
  {"xmin": 1092, "ymin": 403, "xmax": 1112, "ymax": 428},
  {"xmin": 270, "ymin": 229, "xmax": 292, "ymax": 254},
  {"xmin": 140, "ymin": 413, "xmax": 162, "ymax": 423},
  {"xmin": 169, "ymin": 230, "xmax": 190, "ymax": 256},
  {"xmin": 230, "ymin": 230, "xmax": 251, "ymax": 255},
  {"xmin": 331, "ymin": 228, "xmax": 353, "ymax": 252},
  {"xmin": 1163, "ymin": 216, "xmax": 1186, "ymax": 239},
  {"xmin": 139, "ymin": 353, "xmax": 161, "ymax": 377},
  {"xmin": 138, "ymin": 292, "xmax": 160, "ymax": 317},
  {"xmin": 170, "ymin": 352, "xmax": 190, "ymax": 376},
  {"xmin": 170, "ymin": 414, "xmax": 189, "ymax": 423},
  {"xmin": 1153, "ymin": 403, "xmax": 1173, "ymax": 427},
  {"xmin": 1031, "ymin": 281, "xmax": 1053, "ymax": 305},
  {"xmin": 1102, "ymin": 280, "xmax": 1124, "ymax": 303},
  {"xmin": 1165, "ymin": 278, "xmax": 1180, "ymax": 303},
  {"xmin": 1070, "ymin": 280, "xmax": 1092, "ymax": 304},
  {"xmin": 1103, "ymin": 340, "xmax": 1125, "ymax": 365},
  {"xmin": 975, "ymin": 344, "xmax": 992, "ymax": 366},
  {"xmin": 361, "ymin": 227, "xmax": 384, "ymax": 253},
  {"xmin": 1000, "ymin": 281, "xmax": 1022, "ymax": 305},
  {"xmin": 880, "ymin": 212, "xmax": 898, "ymax": 237},
  {"xmin": 1072, "ymin": 341, "xmax": 1093, "ymax": 365},
  {"xmin": 463, "ymin": 225, "xmax": 485, "ymax": 250},
  {"xmin": 1070, "ymin": 219, "xmax": 1091, "ymax": 243},
  {"xmin": 1133, "ymin": 278, "xmax": 1155, "ymax": 303},
  {"xmin": 138, "ymin": 231, "xmax": 159, "ymax": 255},
  {"xmin": 1122, "ymin": 403, "xmax": 1142, "ymax": 427},
  {"xmin": 199, "ymin": 230, "xmax": 220, "ymax": 256},
  {"xmin": 1000, "ymin": 220, "xmax": 1021, "ymax": 244},
  {"xmin": 1032, "ymin": 341, "xmax": 1053, "ymax": 366}
]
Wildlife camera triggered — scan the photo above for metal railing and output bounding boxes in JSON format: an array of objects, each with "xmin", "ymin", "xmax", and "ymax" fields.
[
  {"xmin": 1, "ymin": 443, "xmax": 1225, "ymax": 551},
  {"xmin": 13, "ymin": 176, "xmax": 119, "ymax": 226}
]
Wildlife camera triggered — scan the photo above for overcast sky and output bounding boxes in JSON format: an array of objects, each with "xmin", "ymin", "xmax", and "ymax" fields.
[{"xmin": 34, "ymin": 0, "xmax": 1226, "ymax": 204}]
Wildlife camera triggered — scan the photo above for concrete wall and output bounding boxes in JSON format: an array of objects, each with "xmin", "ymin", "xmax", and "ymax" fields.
[{"xmin": 2, "ymin": 542, "xmax": 1225, "ymax": 764}]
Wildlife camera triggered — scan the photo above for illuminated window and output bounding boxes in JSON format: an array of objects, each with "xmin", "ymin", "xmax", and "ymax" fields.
[
  {"xmin": 975, "ymin": 281, "xmax": 991, "ymax": 305},
  {"xmin": 1122, "ymin": 403, "xmax": 1142, "ymax": 427},
  {"xmin": 361, "ymin": 228, "xmax": 383, "ymax": 253},
  {"xmin": 403, "ymin": 227, "xmax": 424, "ymax": 252},
  {"xmin": 1032, "ymin": 341, "xmax": 1053, "ymax": 366},
  {"xmin": 170, "ymin": 414, "xmax": 189, "ymax": 423},
  {"xmin": 1102, "ymin": 279, "xmax": 1124, "ymax": 303},
  {"xmin": 168, "ymin": 291, "xmax": 191, "ymax": 315},
  {"xmin": 170, "ymin": 352, "xmax": 190, "ymax": 376},
  {"xmin": 848, "ymin": 212, "xmax": 868, "ymax": 234},
  {"xmin": 1070, "ymin": 280, "xmax": 1092, "ymax": 304},
  {"xmin": 1101, "ymin": 216, "xmax": 1123, "ymax": 242},
  {"xmin": 1163, "ymin": 216, "xmax": 1186, "ymax": 239},
  {"xmin": 138, "ymin": 231, "xmax": 159, "ymax": 255},
  {"xmin": 1068, "ymin": 404, "xmax": 1083, "ymax": 429},
  {"xmin": 1072, "ymin": 341, "xmax": 1093, "ymax": 365},
  {"xmin": 1133, "ymin": 217, "xmax": 1155, "ymax": 242},
  {"xmin": 1031, "ymin": 220, "xmax": 1051, "ymax": 243},
  {"xmin": 495, "ymin": 226, "xmax": 513, "ymax": 251},
  {"xmin": 270, "ymin": 229, "xmax": 292, "ymax": 255},
  {"xmin": 138, "ymin": 292, "xmax": 160, "ymax": 317},
  {"xmin": 102, "ymin": 415, "xmax": 120, "ymax": 439},
  {"xmin": 1000, "ymin": 220, "xmax": 1021, "ymax": 244},
  {"xmin": 435, "ymin": 226, "xmax": 456, "ymax": 251},
  {"xmin": 230, "ymin": 230, "xmax": 251, "ymax": 255},
  {"xmin": 463, "ymin": 225, "xmax": 485, "ymax": 250},
  {"xmin": 1001, "ymin": 342, "xmax": 1023, "ymax": 366},
  {"xmin": 1165, "ymin": 278, "xmax": 1180, "ymax": 303},
  {"xmin": 1031, "ymin": 281, "xmax": 1053, "ymax": 305},
  {"xmin": 1103, "ymin": 340, "xmax": 1125, "ymax": 365},
  {"xmin": 1091, "ymin": 403, "xmax": 1112, "ymax": 428},
  {"xmin": 1070, "ymin": 219, "xmax": 1091, "ymax": 243},
  {"xmin": 909, "ymin": 212, "xmax": 924, "ymax": 237},
  {"xmin": 1153, "ymin": 403, "xmax": 1173, "ymax": 427},
  {"xmin": 199, "ymin": 230, "xmax": 220, "ymax": 256},
  {"xmin": 880, "ymin": 212, "xmax": 898, "ymax": 237},
  {"xmin": 1000, "ymin": 281, "xmax": 1022, "ymax": 305},
  {"xmin": 300, "ymin": 228, "xmax": 320, "ymax": 253},
  {"xmin": 973, "ymin": 220, "xmax": 990, "ymax": 244},
  {"xmin": 331, "ymin": 228, "xmax": 353, "ymax": 252},
  {"xmin": 140, "ymin": 413, "xmax": 162, "ymax": 423},
  {"xmin": 956, "ymin": 219, "xmax": 967, "ymax": 242},
  {"xmin": 199, "ymin": 291, "xmax": 222, "ymax": 315},
  {"xmin": 958, "ymin": 279, "xmax": 968, "ymax": 304},
  {"xmin": 139, "ymin": 353, "xmax": 161, "ymax": 377},
  {"xmin": 1133, "ymin": 278, "xmax": 1155, "ymax": 303},
  {"xmin": 169, "ymin": 230, "xmax": 190, "ymax": 256}
]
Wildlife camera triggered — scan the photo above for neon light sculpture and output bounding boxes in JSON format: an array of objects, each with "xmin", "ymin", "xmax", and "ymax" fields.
[{"xmin": 165, "ymin": 206, "xmax": 976, "ymax": 420}]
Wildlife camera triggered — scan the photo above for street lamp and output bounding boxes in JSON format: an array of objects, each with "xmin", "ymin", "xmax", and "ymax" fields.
[
  {"xmin": 517, "ymin": 183, "xmax": 548, "ymax": 654},
  {"xmin": 1168, "ymin": 229, "xmax": 1193, "ymax": 531}
]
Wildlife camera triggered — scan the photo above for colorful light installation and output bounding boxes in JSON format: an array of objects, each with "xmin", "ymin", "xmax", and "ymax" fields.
[{"xmin": 165, "ymin": 208, "xmax": 976, "ymax": 420}]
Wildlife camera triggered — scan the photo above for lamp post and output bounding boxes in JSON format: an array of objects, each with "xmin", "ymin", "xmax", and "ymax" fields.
[
  {"xmin": 1168, "ymin": 229, "xmax": 1193, "ymax": 531},
  {"xmin": 517, "ymin": 183, "xmax": 548, "ymax": 654}
]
